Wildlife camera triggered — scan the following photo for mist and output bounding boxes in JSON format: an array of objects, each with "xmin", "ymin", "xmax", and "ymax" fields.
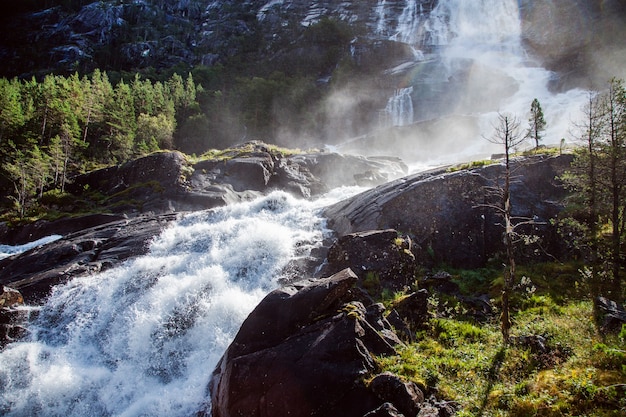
[{"xmin": 268, "ymin": 0, "xmax": 625, "ymax": 168}]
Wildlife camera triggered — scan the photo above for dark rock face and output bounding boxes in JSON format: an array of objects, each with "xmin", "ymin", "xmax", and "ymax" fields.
[
  {"xmin": 208, "ymin": 268, "xmax": 438, "ymax": 417},
  {"xmin": 324, "ymin": 155, "xmax": 573, "ymax": 268},
  {"xmin": 323, "ymin": 229, "xmax": 419, "ymax": 291},
  {"xmin": 0, "ymin": 214, "xmax": 177, "ymax": 303}
]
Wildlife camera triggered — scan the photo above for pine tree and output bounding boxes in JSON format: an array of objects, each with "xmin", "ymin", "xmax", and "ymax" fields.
[{"xmin": 527, "ymin": 98, "xmax": 546, "ymax": 149}]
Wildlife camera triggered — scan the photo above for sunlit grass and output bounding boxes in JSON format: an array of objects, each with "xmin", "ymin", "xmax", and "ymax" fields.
[{"xmin": 375, "ymin": 299, "xmax": 626, "ymax": 416}]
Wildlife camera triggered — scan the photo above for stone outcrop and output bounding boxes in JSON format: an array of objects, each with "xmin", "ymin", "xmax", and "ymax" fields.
[
  {"xmin": 324, "ymin": 154, "xmax": 573, "ymax": 269},
  {"xmin": 208, "ymin": 268, "xmax": 454, "ymax": 417},
  {"xmin": 0, "ymin": 214, "xmax": 177, "ymax": 303},
  {"xmin": 322, "ymin": 229, "xmax": 419, "ymax": 291},
  {"xmin": 0, "ymin": 286, "xmax": 26, "ymax": 348}
]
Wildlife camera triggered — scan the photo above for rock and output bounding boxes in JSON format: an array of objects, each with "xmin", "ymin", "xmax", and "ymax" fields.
[
  {"xmin": 324, "ymin": 155, "xmax": 573, "ymax": 269},
  {"xmin": 323, "ymin": 229, "xmax": 419, "ymax": 292},
  {"xmin": 369, "ymin": 372, "xmax": 424, "ymax": 417},
  {"xmin": 363, "ymin": 402, "xmax": 405, "ymax": 417},
  {"xmin": 390, "ymin": 289, "xmax": 430, "ymax": 333},
  {"xmin": 0, "ymin": 213, "xmax": 126, "ymax": 246},
  {"xmin": 0, "ymin": 286, "xmax": 26, "ymax": 348},
  {"xmin": 0, "ymin": 214, "xmax": 177, "ymax": 303},
  {"xmin": 65, "ymin": 151, "xmax": 192, "ymax": 215},
  {"xmin": 208, "ymin": 268, "xmax": 409, "ymax": 417},
  {"xmin": 0, "ymin": 286, "xmax": 24, "ymax": 307},
  {"xmin": 190, "ymin": 142, "xmax": 407, "ymax": 200},
  {"xmin": 597, "ymin": 296, "xmax": 626, "ymax": 332}
]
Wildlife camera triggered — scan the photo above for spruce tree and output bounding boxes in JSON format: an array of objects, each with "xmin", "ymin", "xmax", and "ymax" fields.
[{"xmin": 527, "ymin": 98, "xmax": 546, "ymax": 149}]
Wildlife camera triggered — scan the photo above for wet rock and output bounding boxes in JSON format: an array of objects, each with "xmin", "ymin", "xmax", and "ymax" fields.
[
  {"xmin": 0, "ymin": 286, "xmax": 26, "ymax": 348},
  {"xmin": 0, "ymin": 286, "xmax": 24, "ymax": 307},
  {"xmin": 0, "ymin": 214, "xmax": 177, "ymax": 303},
  {"xmin": 324, "ymin": 155, "xmax": 573, "ymax": 268}
]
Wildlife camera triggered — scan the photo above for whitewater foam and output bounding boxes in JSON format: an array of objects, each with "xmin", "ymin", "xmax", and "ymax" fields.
[
  {"xmin": 0, "ymin": 189, "xmax": 364, "ymax": 417},
  {"xmin": 0, "ymin": 235, "xmax": 63, "ymax": 260}
]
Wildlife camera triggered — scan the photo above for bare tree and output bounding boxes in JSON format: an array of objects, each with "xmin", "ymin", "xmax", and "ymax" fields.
[{"xmin": 483, "ymin": 113, "xmax": 528, "ymax": 344}]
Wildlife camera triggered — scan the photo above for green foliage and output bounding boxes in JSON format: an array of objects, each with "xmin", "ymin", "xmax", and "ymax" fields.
[
  {"xmin": 527, "ymin": 98, "xmax": 546, "ymax": 149},
  {"xmin": 0, "ymin": 70, "xmax": 201, "ymax": 218},
  {"xmin": 375, "ymin": 300, "xmax": 625, "ymax": 416},
  {"xmin": 446, "ymin": 159, "xmax": 495, "ymax": 173},
  {"xmin": 362, "ymin": 271, "xmax": 382, "ymax": 296}
]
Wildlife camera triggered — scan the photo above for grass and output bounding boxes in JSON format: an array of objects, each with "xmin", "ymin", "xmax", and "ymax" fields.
[
  {"xmin": 191, "ymin": 142, "xmax": 307, "ymax": 163},
  {"xmin": 373, "ymin": 262, "xmax": 626, "ymax": 416}
]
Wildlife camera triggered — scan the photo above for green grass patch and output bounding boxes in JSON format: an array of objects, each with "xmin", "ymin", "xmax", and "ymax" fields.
[{"xmin": 375, "ymin": 300, "xmax": 626, "ymax": 416}]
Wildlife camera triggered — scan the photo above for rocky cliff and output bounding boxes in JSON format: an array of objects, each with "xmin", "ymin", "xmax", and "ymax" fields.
[{"xmin": 2, "ymin": 0, "xmax": 623, "ymax": 87}]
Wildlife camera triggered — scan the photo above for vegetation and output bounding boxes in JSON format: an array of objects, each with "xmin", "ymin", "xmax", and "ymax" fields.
[
  {"xmin": 560, "ymin": 78, "xmax": 626, "ymax": 305},
  {"xmin": 373, "ymin": 81, "xmax": 626, "ymax": 416},
  {"xmin": 0, "ymin": 71, "xmax": 201, "ymax": 218},
  {"xmin": 376, "ymin": 297, "xmax": 626, "ymax": 417},
  {"xmin": 527, "ymin": 98, "xmax": 547, "ymax": 150}
]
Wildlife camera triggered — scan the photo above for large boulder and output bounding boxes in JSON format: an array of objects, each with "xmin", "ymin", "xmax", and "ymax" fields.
[
  {"xmin": 322, "ymin": 229, "xmax": 419, "ymax": 291},
  {"xmin": 208, "ymin": 268, "xmax": 438, "ymax": 417},
  {"xmin": 190, "ymin": 142, "xmax": 408, "ymax": 200},
  {"xmin": 324, "ymin": 155, "xmax": 573, "ymax": 269}
]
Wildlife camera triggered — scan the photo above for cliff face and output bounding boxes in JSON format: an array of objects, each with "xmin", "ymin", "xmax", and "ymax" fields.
[{"xmin": 2, "ymin": 0, "xmax": 622, "ymax": 84}]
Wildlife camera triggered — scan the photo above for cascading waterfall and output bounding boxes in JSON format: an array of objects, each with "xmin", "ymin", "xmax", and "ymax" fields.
[
  {"xmin": 380, "ymin": 0, "xmax": 587, "ymax": 152},
  {"xmin": 432, "ymin": 0, "xmax": 586, "ymax": 149},
  {"xmin": 385, "ymin": 87, "xmax": 414, "ymax": 127},
  {"xmin": 0, "ymin": 188, "xmax": 363, "ymax": 417}
]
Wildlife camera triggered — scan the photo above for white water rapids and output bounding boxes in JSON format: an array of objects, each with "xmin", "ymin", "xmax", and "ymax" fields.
[{"xmin": 0, "ymin": 188, "xmax": 363, "ymax": 417}]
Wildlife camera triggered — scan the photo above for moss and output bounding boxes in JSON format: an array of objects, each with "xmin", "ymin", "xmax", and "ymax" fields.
[{"xmin": 446, "ymin": 159, "xmax": 495, "ymax": 173}]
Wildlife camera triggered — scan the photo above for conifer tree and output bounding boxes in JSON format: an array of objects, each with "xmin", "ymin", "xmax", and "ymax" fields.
[{"xmin": 527, "ymin": 98, "xmax": 546, "ymax": 149}]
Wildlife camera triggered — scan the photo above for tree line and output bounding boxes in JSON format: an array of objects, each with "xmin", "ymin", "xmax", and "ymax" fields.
[
  {"xmin": 486, "ymin": 78, "xmax": 625, "ymax": 343},
  {"xmin": 562, "ymin": 78, "xmax": 626, "ymax": 308},
  {"xmin": 0, "ymin": 70, "xmax": 201, "ymax": 217}
]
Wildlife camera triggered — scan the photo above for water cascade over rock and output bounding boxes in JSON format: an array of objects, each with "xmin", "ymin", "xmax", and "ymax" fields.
[
  {"xmin": 0, "ymin": 190, "xmax": 362, "ymax": 416},
  {"xmin": 344, "ymin": 0, "xmax": 591, "ymax": 162}
]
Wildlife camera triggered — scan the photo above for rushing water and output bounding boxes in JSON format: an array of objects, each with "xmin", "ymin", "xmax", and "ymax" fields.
[
  {"xmin": 0, "ymin": 235, "xmax": 63, "ymax": 261},
  {"xmin": 0, "ymin": 188, "xmax": 363, "ymax": 417}
]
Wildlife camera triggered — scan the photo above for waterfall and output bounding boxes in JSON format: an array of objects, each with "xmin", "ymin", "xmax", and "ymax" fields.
[
  {"xmin": 385, "ymin": 87, "xmax": 414, "ymax": 127},
  {"xmin": 0, "ymin": 188, "xmax": 364, "ymax": 417},
  {"xmin": 379, "ymin": 0, "xmax": 587, "ymax": 157},
  {"xmin": 391, "ymin": 0, "xmax": 420, "ymax": 44}
]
